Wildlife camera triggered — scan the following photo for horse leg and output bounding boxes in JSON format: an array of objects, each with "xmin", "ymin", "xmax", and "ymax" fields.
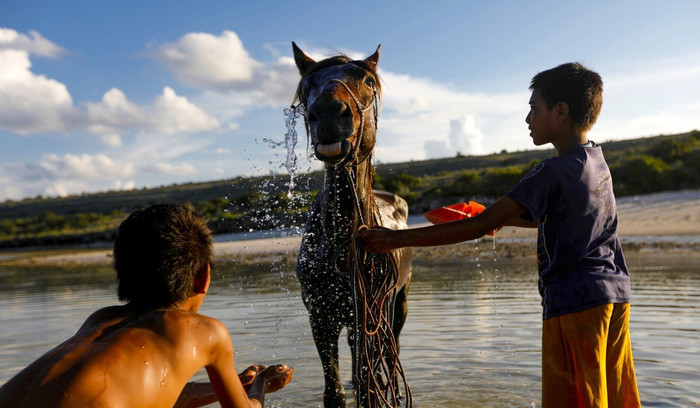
[
  {"xmin": 390, "ymin": 283, "xmax": 410, "ymax": 402},
  {"xmin": 310, "ymin": 315, "xmax": 346, "ymax": 408},
  {"xmin": 391, "ymin": 283, "xmax": 409, "ymax": 354},
  {"xmin": 347, "ymin": 325, "xmax": 357, "ymax": 391}
]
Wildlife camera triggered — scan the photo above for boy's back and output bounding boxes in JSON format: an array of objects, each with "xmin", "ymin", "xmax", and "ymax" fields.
[
  {"xmin": 1, "ymin": 304, "xmax": 236, "ymax": 408},
  {"xmin": 1, "ymin": 203, "xmax": 293, "ymax": 407}
]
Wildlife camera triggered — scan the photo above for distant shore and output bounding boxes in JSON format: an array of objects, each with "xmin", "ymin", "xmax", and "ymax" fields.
[{"xmin": 2, "ymin": 189, "xmax": 698, "ymax": 267}]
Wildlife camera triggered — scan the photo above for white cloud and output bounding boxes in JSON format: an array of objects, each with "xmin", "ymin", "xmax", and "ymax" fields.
[
  {"xmin": 0, "ymin": 153, "xmax": 137, "ymax": 199},
  {"xmin": 152, "ymin": 31, "xmax": 299, "ymax": 106},
  {"xmin": 375, "ymin": 71, "xmax": 527, "ymax": 162},
  {"xmin": 254, "ymin": 56, "xmax": 300, "ymax": 106},
  {"xmin": 85, "ymin": 88, "xmax": 149, "ymax": 145},
  {"xmin": 151, "ymin": 86, "xmax": 220, "ymax": 134},
  {"xmin": 112, "ymin": 180, "xmax": 135, "ymax": 191},
  {"xmin": 41, "ymin": 153, "xmax": 134, "ymax": 179},
  {"xmin": 0, "ymin": 28, "xmax": 66, "ymax": 58},
  {"xmin": 423, "ymin": 139, "xmax": 452, "ymax": 159},
  {"xmin": 0, "ymin": 29, "xmax": 222, "ymax": 146},
  {"xmin": 143, "ymin": 162, "xmax": 198, "ymax": 176},
  {"xmin": 0, "ymin": 49, "xmax": 75, "ymax": 134},
  {"xmin": 153, "ymin": 30, "xmax": 260, "ymax": 89},
  {"xmin": 449, "ymin": 114, "xmax": 485, "ymax": 156}
]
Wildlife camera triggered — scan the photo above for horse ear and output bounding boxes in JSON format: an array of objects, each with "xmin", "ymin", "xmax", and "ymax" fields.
[
  {"xmin": 364, "ymin": 44, "xmax": 381, "ymax": 71},
  {"xmin": 292, "ymin": 42, "xmax": 316, "ymax": 76}
]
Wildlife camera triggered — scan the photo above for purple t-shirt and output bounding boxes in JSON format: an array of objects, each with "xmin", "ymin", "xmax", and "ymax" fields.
[{"xmin": 506, "ymin": 142, "xmax": 631, "ymax": 320}]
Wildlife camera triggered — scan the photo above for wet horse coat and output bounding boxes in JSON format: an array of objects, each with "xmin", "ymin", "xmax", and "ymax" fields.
[{"xmin": 292, "ymin": 43, "xmax": 413, "ymax": 407}]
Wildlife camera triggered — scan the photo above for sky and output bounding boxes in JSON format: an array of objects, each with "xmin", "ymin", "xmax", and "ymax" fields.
[{"xmin": 1, "ymin": 1, "xmax": 699, "ymax": 201}]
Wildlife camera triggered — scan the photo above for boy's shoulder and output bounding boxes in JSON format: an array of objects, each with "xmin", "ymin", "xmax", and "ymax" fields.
[{"xmin": 78, "ymin": 305, "xmax": 228, "ymax": 347}]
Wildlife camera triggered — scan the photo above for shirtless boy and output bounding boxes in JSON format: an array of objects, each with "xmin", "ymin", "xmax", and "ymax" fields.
[{"xmin": 0, "ymin": 203, "xmax": 293, "ymax": 408}]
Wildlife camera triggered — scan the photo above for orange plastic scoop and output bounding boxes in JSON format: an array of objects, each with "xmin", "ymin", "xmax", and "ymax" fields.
[{"xmin": 424, "ymin": 201, "xmax": 495, "ymax": 235}]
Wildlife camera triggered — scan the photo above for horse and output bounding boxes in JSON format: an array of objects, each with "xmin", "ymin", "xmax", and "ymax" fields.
[{"xmin": 291, "ymin": 42, "xmax": 413, "ymax": 407}]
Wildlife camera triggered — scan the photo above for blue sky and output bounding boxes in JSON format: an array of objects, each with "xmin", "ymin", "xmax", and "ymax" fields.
[{"xmin": 2, "ymin": 1, "xmax": 699, "ymax": 201}]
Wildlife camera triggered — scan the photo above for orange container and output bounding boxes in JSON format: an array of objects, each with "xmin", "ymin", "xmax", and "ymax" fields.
[{"xmin": 424, "ymin": 201, "xmax": 495, "ymax": 235}]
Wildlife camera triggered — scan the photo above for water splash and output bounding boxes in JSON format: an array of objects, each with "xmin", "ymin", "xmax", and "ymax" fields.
[{"xmin": 282, "ymin": 104, "xmax": 306, "ymax": 197}]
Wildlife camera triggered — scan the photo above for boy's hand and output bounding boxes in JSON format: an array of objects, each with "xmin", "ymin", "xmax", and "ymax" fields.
[
  {"xmin": 356, "ymin": 226, "xmax": 396, "ymax": 253},
  {"xmin": 258, "ymin": 364, "xmax": 294, "ymax": 393},
  {"xmin": 239, "ymin": 365, "xmax": 265, "ymax": 393}
]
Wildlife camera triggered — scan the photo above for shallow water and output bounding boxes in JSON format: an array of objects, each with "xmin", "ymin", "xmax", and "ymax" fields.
[{"xmin": 0, "ymin": 250, "xmax": 698, "ymax": 407}]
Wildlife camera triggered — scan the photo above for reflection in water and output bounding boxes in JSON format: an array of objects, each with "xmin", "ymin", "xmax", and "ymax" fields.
[{"xmin": 0, "ymin": 252, "xmax": 698, "ymax": 407}]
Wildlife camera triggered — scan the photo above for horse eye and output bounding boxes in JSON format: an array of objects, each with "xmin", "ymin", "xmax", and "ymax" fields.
[{"xmin": 364, "ymin": 77, "xmax": 375, "ymax": 88}]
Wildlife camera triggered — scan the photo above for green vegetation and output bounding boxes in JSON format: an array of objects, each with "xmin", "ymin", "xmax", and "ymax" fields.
[
  {"xmin": 373, "ymin": 131, "xmax": 699, "ymax": 209},
  {"xmin": 1, "ymin": 131, "xmax": 698, "ymax": 248}
]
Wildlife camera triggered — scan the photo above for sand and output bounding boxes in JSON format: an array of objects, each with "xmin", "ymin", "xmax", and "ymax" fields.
[{"xmin": 2, "ymin": 189, "xmax": 698, "ymax": 266}]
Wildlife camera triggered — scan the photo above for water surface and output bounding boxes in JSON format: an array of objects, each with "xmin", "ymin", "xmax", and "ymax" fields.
[{"xmin": 0, "ymin": 250, "xmax": 698, "ymax": 407}]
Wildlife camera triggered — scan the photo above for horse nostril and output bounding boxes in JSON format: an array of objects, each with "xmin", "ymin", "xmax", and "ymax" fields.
[
  {"xmin": 308, "ymin": 111, "xmax": 318, "ymax": 123},
  {"xmin": 340, "ymin": 103, "xmax": 352, "ymax": 119}
]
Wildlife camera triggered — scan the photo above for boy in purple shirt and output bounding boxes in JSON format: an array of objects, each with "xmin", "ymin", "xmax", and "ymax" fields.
[{"xmin": 358, "ymin": 63, "xmax": 640, "ymax": 407}]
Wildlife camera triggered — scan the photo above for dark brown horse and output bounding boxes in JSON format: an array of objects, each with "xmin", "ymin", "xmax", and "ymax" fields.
[{"xmin": 292, "ymin": 43, "xmax": 413, "ymax": 407}]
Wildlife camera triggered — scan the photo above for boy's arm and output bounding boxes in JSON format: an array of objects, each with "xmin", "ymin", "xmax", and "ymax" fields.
[
  {"xmin": 173, "ymin": 366, "xmax": 263, "ymax": 408},
  {"xmin": 203, "ymin": 320, "xmax": 262, "ymax": 408},
  {"xmin": 173, "ymin": 382, "xmax": 218, "ymax": 408},
  {"xmin": 202, "ymin": 319, "xmax": 292, "ymax": 408},
  {"xmin": 359, "ymin": 196, "xmax": 527, "ymax": 252}
]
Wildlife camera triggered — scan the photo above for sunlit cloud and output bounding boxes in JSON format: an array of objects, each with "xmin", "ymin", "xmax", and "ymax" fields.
[
  {"xmin": 151, "ymin": 86, "xmax": 220, "ymax": 134},
  {"xmin": 376, "ymin": 71, "xmax": 527, "ymax": 161},
  {"xmin": 143, "ymin": 162, "xmax": 198, "ymax": 176},
  {"xmin": 152, "ymin": 31, "xmax": 299, "ymax": 106},
  {"xmin": 2, "ymin": 27, "xmax": 699, "ymax": 202},
  {"xmin": 0, "ymin": 49, "xmax": 75, "ymax": 134},
  {"xmin": 85, "ymin": 88, "xmax": 149, "ymax": 146},
  {"xmin": 152, "ymin": 30, "xmax": 260, "ymax": 89},
  {"xmin": 41, "ymin": 153, "xmax": 134, "ymax": 179},
  {"xmin": 0, "ymin": 28, "xmax": 66, "ymax": 58}
]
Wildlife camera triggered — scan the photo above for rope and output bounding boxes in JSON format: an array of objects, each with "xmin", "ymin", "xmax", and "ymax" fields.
[
  {"xmin": 333, "ymin": 164, "xmax": 412, "ymax": 407},
  {"xmin": 347, "ymin": 226, "xmax": 413, "ymax": 407}
]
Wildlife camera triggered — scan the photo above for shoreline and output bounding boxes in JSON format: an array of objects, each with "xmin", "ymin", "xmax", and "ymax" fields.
[{"xmin": 1, "ymin": 189, "xmax": 698, "ymax": 267}]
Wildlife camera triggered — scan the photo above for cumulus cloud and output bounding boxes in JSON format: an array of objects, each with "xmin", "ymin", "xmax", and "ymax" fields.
[
  {"xmin": 0, "ymin": 28, "xmax": 222, "ymax": 147},
  {"xmin": 151, "ymin": 86, "xmax": 220, "ymax": 134},
  {"xmin": 152, "ymin": 31, "xmax": 299, "ymax": 106},
  {"xmin": 85, "ymin": 88, "xmax": 149, "ymax": 146},
  {"xmin": 423, "ymin": 139, "xmax": 452, "ymax": 159},
  {"xmin": 376, "ymin": 71, "xmax": 526, "ymax": 162},
  {"xmin": 0, "ymin": 49, "xmax": 76, "ymax": 134},
  {"xmin": 143, "ymin": 162, "xmax": 198, "ymax": 176},
  {"xmin": 0, "ymin": 28, "xmax": 66, "ymax": 58},
  {"xmin": 0, "ymin": 153, "xmax": 136, "ymax": 199},
  {"xmin": 41, "ymin": 153, "xmax": 134, "ymax": 179},
  {"xmin": 153, "ymin": 30, "xmax": 260, "ymax": 89},
  {"xmin": 449, "ymin": 114, "xmax": 485, "ymax": 155}
]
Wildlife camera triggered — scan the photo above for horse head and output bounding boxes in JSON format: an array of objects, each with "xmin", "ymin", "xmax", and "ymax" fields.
[{"xmin": 293, "ymin": 42, "xmax": 381, "ymax": 166}]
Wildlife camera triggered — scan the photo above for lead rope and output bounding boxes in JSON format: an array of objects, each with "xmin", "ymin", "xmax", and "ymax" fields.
[{"xmin": 338, "ymin": 166, "xmax": 412, "ymax": 407}]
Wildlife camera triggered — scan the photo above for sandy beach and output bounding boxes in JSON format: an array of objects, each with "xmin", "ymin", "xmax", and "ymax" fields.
[{"xmin": 2, "ymin": 189, "xmax": 698, "ymax": 266}]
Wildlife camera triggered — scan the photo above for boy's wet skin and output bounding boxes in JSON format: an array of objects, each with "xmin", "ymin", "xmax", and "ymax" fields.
[{"xmin": 0, "ymin": 204, "xmax": 293, "ymax": 408}]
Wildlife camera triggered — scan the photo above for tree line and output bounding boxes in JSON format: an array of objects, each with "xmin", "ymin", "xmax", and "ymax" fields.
[{"xmin": 1, "ymin": 131, "xmax": 697, "ymax": 248}]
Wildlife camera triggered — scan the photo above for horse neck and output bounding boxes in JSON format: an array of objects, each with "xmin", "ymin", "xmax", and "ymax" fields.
[{"xmin": 321, "ymin": 159, "xmax": 374, "ymax": 238}]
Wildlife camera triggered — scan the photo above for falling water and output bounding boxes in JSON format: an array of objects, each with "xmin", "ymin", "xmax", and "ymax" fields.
[{"xmin": 282, "ymin": 104, "xmax": 306, "ymax": 197}]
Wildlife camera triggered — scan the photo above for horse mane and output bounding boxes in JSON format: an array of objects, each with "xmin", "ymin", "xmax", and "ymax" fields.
[{"xmin": 294, "ymin": 54, "xmax": 383, "ymax": 105}]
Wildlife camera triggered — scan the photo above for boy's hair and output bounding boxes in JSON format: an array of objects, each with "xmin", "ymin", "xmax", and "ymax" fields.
[
  {"xmin": 113, "ymin": 203, "xmax": 213, "ymax": 310},
  {"xmin": 530, "ymin": 62, "xmax": 603, "ymax": 133}
]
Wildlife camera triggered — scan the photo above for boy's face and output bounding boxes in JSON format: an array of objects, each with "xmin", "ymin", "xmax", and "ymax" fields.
[{"xmin": 525, "ymin": 89, "xmax": 558, "ymax": 146}]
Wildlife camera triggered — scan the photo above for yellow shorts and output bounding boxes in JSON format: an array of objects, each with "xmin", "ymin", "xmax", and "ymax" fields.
[{"xmin": 542, "ymin": 303, "xmax": 641, "ymax": 408}]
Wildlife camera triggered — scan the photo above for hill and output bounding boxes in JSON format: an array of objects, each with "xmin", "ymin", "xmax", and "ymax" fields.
[{"xmin": 1, "ymin": 131, "xmax": 698, "ymax": 248}]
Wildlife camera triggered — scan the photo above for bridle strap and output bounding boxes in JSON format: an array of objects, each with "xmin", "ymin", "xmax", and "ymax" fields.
[{"xmin": 327, "ymin": 78, "xmax": 378, "ymax": 167}]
